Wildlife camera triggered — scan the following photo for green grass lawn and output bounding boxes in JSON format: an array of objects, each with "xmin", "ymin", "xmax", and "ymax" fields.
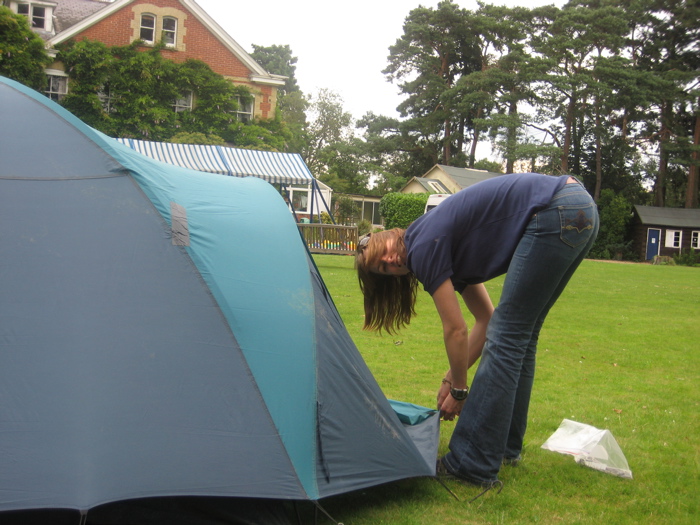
[{"xmin": 311, "ymin": 256, "xmax": 699, "ymax": 525}]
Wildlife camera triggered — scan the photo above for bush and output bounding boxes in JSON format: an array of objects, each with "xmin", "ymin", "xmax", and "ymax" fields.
[
  {"xmin": 673, "ymin": 248, "xmax": 699, "ymax": 267},
  {"xmin": 0, "ymin": 6, "xmax": 52, "ymax": 89},
  {"xmin": 357, "ymin": 219, "xmax": 372, "ymax": 237},
  {"xmin": 588, "ymin": 189, "xmax": 634, "ymax": 260},
  {"xmin": 379, "ymin": 193, "xmax": 429, "ymax": 229},
  {"xmin": 333, "ymin": 195, "xmax": 360, "ymax": 225}
]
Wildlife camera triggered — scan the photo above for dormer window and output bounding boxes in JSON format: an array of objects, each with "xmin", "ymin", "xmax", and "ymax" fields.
[
  {"xmin": 140, "ymin": 14, "xmax": 156, "ymax": 44},
  {"xmin": 162, "ymin": 17, "xmax": 177, "ymax": 47},
  {"xmin": 14, "ymin": 1, "xmax": 54, "ymax": 32}
]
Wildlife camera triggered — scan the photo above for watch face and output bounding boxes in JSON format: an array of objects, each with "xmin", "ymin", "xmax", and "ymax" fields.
[{"xmin": 450, "ymin": 388, "xmax": 468, "ymax": 401}]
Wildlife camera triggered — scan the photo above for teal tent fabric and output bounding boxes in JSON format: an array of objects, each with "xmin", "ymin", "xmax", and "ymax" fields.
[
  {"xmin": 390, "ymin": 400, "xmax": 438, "ymax": 425},
  {"xmin": 0, "ymin": 76, "xmax": 437, "ymax": 516}
]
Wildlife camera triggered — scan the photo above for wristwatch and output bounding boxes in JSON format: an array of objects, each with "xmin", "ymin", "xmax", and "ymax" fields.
[{"xmin": 450, "ymin": 386, "xmax": 469, "ymax": 401}]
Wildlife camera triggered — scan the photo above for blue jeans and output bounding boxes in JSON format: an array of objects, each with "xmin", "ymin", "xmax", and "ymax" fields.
[{"xmin": 442, "ymin": 180, "xmax": 599, "ymax": 483}]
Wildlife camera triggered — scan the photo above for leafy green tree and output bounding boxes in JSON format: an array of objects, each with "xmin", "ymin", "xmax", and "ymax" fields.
[
  {"xmin": 0, "ymin": 6, "xmax": 52, "ymax": 89},
  {"xmin": 169, "ymin": 132, "xmax": 225, "ymax": 145},
  {"xmin": 303, "ymin": 88, "xmax": 353, "ymax": 177},
  {"xmin": 251, "ymin": 43, "xmax": 308, "ymax": 153},
  {"xmin": 250, "ymin": 44, "xmax": 299, "ymax": 96},
  {"xmin": 473, "ymin": 159, "xmax": 503, "ymax": 173},
  {"xmin": 384, "ymin": 1, "xmax": 482, "ymax": 167},
  {"xmin": 628, "ymin": 0, "xmax": 699, "ymax": 207},
  {"xmin": 55, "ymin": 39, "xmax": 292, "ymax": 149},
  {"xmin": 454, "ymin": 3, "xmax": 539, "ymax": 172},
  {"xmin": 57, "ymin": 39, "xmax": 114, "ymax": 130}
]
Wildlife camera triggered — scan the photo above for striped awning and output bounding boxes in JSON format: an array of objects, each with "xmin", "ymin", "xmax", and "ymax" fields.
[{"xmin": 116, "ymin": 138, "xmax": 314, "ymax": 185}]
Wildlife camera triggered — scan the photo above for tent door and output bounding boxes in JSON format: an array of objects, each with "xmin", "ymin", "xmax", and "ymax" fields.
[{"xmin": 646, "ymin": 228, "xmax": 661, "ymax": 260}]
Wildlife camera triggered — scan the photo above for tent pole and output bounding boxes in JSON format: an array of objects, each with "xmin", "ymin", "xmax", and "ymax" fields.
[
  {"xmin": 314, "ymin": 180, "xmax": 335, "ymax": 224},
  {"xmin": 309, "ymin": 181, "xmax": 316, "ymax": 222},
  {"xmin": 434, "ymin": 476, "xmax": 461, "ymax": 501},
  {"xmin": 283, "ymin": 185, "xmax": 300, "ymax": 223},
  {"xmin": 313, "ymin": 501, "xmax": 343, "ymax": 524}
]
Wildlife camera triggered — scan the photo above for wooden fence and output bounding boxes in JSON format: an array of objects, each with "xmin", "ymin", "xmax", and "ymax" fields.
[{"xmin": 298, "ymin": 224, "xmax": 358, "ymax": 255}]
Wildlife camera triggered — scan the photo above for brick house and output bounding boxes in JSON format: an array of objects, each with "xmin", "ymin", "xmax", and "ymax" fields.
[
  {"xmin": 3, "ymin": 0, "xmax": 285, "ymax": 120},
  {"xmin": 632, "ymin": 205, "xmax": 700, "ymax": 261}
]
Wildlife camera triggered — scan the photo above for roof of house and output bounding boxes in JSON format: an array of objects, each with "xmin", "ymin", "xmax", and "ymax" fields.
[
  {"xmin": 634, "ymin": 205, "xmax": 700, "ymax": 228},
  {"xmin": 411, "ymin": 177, "xmax": 450, "ymax": 193},
  {"xmin": 52, "ymin": 0, "xmax": 111, "ymax": 34},
  {"xmin": 434, "ymin": 165, "xmax": 502, "ymax": 189},
  {"xmin": 45, "ymin": 0, "xmax": 285, "ymax": 87}
]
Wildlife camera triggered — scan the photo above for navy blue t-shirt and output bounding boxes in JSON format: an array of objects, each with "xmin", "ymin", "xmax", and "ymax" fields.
[{"xmin": 405, "ymin": 173, "xmax": 568, "ymax": 295}]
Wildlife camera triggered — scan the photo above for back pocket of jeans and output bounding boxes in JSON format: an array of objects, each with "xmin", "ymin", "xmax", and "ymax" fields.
[{"xmin": 559, "ymin": 204, "xmax": 596, "ymax": 248}]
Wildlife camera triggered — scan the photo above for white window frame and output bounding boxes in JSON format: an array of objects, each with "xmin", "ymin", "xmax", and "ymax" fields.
[
  {"xmin": 234, "ymin": 95, "xmax": 254, "ymax": 122},
  {"xmin": 45, "ymin": 70, "xmax": 68, "ymax": 102},
  {"xmin": 427, "ymin": 181, "xmax": 444, "ymax": 193},
  {"xmin": 362, "ymin": 200, "xmax": 382, "ymax": 225},
  {"xmin": 691, "ymin": 231, "xmax": 699, "ymax": 250},
  {"xmin": 97, "ymin": 84, "xmax": 114, "ymax": 113},
  {"xmin": 13, "ymin": 1, "xmax": 54, "ymax": 32},
  {"xmin": 140, "ymin": 13, "xmax": 156, "ymax": 44},
  {"xmin": 665, "ymin": 229, "xmax": 682, "ymax": 249},
  {"xmin": 162, "ymin": 16, "xmax": 177, "ymax": 47},
  {"xmin": 173, "ymin": 91, "xmax": 193, "ymax": 113},
  {"xmin": 290, "ymin": 186, "xmax": 310, "ymax": 213}
]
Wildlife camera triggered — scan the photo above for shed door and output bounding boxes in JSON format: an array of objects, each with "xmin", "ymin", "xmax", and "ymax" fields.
[{"xmin": 646, "ymin": 228, "xmax": 661, "ymax": 260}]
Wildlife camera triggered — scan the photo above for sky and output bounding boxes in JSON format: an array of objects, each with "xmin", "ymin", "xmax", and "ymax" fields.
[{"xmin": 196, "ymin": 0, "xmax": 567, "ymax": 122}]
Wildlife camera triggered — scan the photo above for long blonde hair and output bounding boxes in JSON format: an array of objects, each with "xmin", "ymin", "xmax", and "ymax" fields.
[{"xmin": 355, "ymin": 229, "xmax": 418, "ymax": 334}]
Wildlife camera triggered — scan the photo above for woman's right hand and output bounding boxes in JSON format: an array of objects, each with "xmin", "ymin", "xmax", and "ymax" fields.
[{"xmin": 437, "ymin": 378, "xmax": 451, "ymax": 409}]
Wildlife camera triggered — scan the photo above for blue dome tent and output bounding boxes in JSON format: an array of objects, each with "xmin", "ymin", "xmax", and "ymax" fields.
[{"xmin": 0, "ymin": 76, "xmax": 438, "ymax": 523}]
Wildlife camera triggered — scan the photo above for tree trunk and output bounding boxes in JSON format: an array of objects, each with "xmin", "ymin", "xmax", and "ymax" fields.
[
  {"xmin": 594, "ymin": 99, "xmax": 602, "ymax": 201},
  {"xmin": 654, "ymin": 101, "xmax": 670, "ymax": 207},
  {"xmin": 505, "ymin": 98, "xmax": 518, "ymax": 174},
  {"xmin": 685, "ymin": 99, "xmax": 699, "ymax": 208},
  {"xmin": 443, "ymin": 118, "xmax": 452, "ymax": 165},
  {"xmin": 561, "ymin": 92, "xmax": 576, "ymax": 174},
  {"xmin": 468, "ymin": 106, "xmax": 483, "ymax": 168}
]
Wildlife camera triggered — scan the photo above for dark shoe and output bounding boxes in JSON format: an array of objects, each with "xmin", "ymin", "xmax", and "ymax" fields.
[
  {"xmin": 435, "ymin": 458, "xmax": 503, "ymax": 502},
  {"xmin": 502, "ymin": 455, "xmax": 521, "ymax": 466}
]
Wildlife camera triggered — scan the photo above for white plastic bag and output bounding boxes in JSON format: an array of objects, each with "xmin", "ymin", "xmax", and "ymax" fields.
[{"xmin": 541, "ymin": 419, "xmax": 632, "ymax": 479}]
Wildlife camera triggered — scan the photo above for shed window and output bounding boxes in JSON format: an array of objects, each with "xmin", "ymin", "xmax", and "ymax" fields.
[
  {"xmin": 162, "ymin": 17, "xmax": 177, "ymax": 46},
  {"xmin": 692, "ymin": 231, "xmax": 699, "ymax": 250},
  {"xmin": 291, "ymin": 189, "xmax": 309, "ymax": 213},
  {"xmin": 140, "ymin": 14, "xmax": 156, "ymax": 43},
  {"xmin": 362, "ymin": 201, "xmax": 381, "ymax": 225},
  {"xmin": 665, "ymin": 230, "xmax": 682, "ymax": 248}
]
